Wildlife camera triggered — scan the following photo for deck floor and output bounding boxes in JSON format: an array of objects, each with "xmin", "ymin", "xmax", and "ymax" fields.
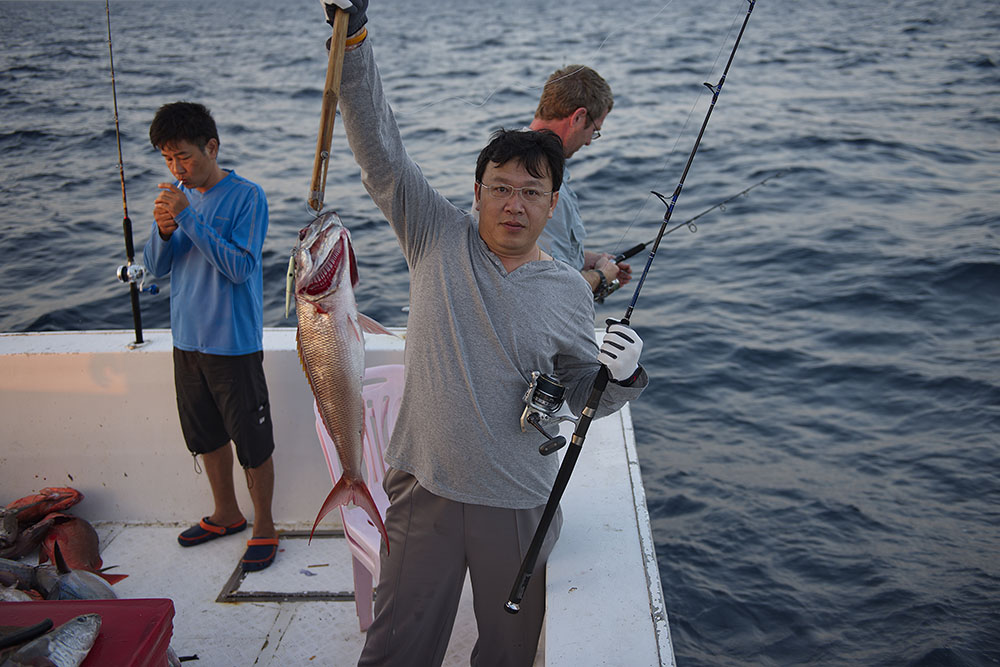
[{"xmin": 91, "ymin": 522, "xmax": 542, "ymax": 666}]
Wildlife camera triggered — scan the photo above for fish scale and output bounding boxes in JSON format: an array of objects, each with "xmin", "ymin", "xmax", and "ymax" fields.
[{"xmin": 1, "ymin": 613, "xmax": 101, "ymax": 667}]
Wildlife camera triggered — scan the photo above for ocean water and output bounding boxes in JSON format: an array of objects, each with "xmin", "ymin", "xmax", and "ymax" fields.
[{"xmin": 1, "ymin": 0, "xmax": 998, "ymax": 664}]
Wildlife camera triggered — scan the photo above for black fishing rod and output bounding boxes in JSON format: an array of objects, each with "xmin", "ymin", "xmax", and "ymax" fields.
[
  {"xmin": 595, "ymin": 171, "xmax": 781, "ymax": 302},
  {"xmin": 506, "ymin": 0, "xmax": 758, "ymax": 614},
  {"xmin": 106, "ymin": 0, "xmax": 153, "ymax": 347},
  {"xmin": 613, "ymin": 170, "xmax": 782, "ymax": 263}
]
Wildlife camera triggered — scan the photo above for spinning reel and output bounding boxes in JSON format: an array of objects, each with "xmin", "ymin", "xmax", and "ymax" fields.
[
  {"xmin": 520, "ymin": 372, "xmax": 578, "ymax": 456},
  {"xmin": 594, "ymin": 277, "xmax": 620, "ymax": 304},
  {"xmin": 116, "ymin": 263, "xmax": 158, "ymax": 294}
]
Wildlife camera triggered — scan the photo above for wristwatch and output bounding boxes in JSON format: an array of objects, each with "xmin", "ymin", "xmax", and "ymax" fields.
[{"xmin": 594, "ymin": 270, "xmax": 608, "ymax": 295}]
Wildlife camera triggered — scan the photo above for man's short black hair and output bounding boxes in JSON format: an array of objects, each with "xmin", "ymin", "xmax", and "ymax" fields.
[
  {"xmin": 149, "ymin": 101, "xmax": 219, "ymax": 151},
  {"xmin": 475, "ymin": 129, "xmax": 564, "ymax": 193}
]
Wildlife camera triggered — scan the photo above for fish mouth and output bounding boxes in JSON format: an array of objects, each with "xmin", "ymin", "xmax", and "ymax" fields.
[{"xmin": 294, "ymin": 211, "xmax": 358, "ymax": 299}]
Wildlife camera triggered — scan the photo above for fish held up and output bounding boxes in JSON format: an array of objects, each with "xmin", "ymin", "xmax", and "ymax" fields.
[{"xmin": 291, "ymin": 211, "xmax": 390, "ymax": 548}]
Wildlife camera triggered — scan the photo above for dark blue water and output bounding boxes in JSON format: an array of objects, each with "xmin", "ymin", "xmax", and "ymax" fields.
[{"xmin": 2, "ymin": 0, "xmax": 998, "ymax": 664}]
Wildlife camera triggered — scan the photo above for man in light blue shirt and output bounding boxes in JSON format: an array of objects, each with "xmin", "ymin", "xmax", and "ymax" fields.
[
  {"xmin": 143, "ymin": 101, "xmax": 278, "ymax": 572},
  {"xmin": 531, "ymin": 65, "xmax": 632, "ymax": 299}
]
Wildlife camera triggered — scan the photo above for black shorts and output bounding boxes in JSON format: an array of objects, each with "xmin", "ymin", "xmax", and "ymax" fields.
[{"xmin": 173, "ymin": 348, "xmax": 275, "ymax": 469}]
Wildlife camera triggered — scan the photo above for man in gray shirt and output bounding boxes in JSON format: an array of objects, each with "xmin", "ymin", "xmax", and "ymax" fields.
[{"xmin": 326, "ymin": 2, "xmax": 648, "ymax": 664}]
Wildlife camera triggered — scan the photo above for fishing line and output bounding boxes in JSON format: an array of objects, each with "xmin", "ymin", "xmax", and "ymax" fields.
[
  {"xmin": 606, "ymin": 0, "xmax": 757, "ymax": 263},
  {"xmin": 612, "ymin": 170, "xmax": 783, "ymax": 263},
  {"xmin": 388, "ymin": 0, "xmax": 757, "ymax": 274},
  {"xmin": 506, "ymin": 0, "xmax": 759, "ymax": 615}
]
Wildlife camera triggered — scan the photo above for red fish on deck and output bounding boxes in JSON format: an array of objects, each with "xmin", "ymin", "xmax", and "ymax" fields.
[
  {"xmin": 38, "ymin": 514, "xmax": 127, "ymax": 585},
  {"xmin": 3, "ymin": 487, "xmax": 83, "ymax": 529}
]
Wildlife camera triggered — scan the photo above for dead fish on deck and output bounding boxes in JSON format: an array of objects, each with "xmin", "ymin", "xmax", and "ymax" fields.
[
  {"xmin": 35, "ymin": 543, "xmax": 117, "ymax": 601},
  {"xmin": 0, "ymin": 510, "xmax": 18, "ymax": 549},
  {"xmin": 290, "ymin": 211, "xmax": 390, "ymax": 547},
  {"xmin": 0, "ymin": 512, "xmax": 65, "ymax": 560},
  {"xmin": 1, "ymin": 488, "xmax": 83, "ymax": 553},
  {"xmin": 0, "ymin": 613, "xmax": 101, "ymax": 667},
  {"xmin": 3, "ymin": 488, "xmax": 84, "ymax": 531},
  {"xmin": 0, "ymin": 582, "xmax": 34, "ymax": 602},
  {"xmin": 0, "ymin": 558, "xmax": 40, "ymax": 592},
  {"xmin": 38, "ymin": 515, "xmax": 127, "ymax": 585},
  {"xmin": 0, "ymin": 549, "xmax": 112, "ymax": 602}
]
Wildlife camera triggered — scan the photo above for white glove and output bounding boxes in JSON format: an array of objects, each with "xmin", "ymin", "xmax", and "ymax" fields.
[
  {"xmin": 321, "ymin": 0, "xmax": 355, "ymax": 9},
  {"xmin": 597, "ymin": 319, "xmax": 643, "ymax": 382}
]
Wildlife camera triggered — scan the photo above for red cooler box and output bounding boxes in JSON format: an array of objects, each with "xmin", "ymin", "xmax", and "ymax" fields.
[{"xmin": 0, "ymin": 598, "xmax": 174, "ymax": 667}]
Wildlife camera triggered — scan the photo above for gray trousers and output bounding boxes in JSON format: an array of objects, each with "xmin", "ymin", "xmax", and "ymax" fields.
[{"xmin": 358, "ymin": 468, "xmax": 562, "ymax": 667}]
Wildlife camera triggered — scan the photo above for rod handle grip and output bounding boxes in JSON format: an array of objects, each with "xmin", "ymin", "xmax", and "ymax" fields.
[{"xmin": 615, "ymin": 242, "xmax": 646, "ymax": 263}]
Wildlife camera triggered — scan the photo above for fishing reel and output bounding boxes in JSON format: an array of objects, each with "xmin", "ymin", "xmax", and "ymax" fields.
[
  {"xmin": 116, "ymin": 263, "xmax": 158, "ymax": 295},
  {"xmin": 520, "ymin": 372, "xmax": 578, "ymax": 456},
  {"xmin": 594, "ymin": 277, "xmax": 620, "ymax": 304}
]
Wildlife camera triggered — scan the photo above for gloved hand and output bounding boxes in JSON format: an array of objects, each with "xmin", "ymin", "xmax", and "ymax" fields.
[
  {"xmin": 321, "ymin": 0, "xmax": 368, "ymax": 37},
  {"xmin": 597, "ymin": 319, "xmax": 643, "ymax": 383}
]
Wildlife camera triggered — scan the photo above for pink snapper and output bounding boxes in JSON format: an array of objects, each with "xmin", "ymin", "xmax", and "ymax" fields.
[{"xmin": 292, "ymin": 211, "xmax": 390, "ymax": 549}]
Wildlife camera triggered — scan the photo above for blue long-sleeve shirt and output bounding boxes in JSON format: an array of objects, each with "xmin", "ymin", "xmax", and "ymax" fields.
[{"xmin": 143, "ymin": 170, "xmax": 268, "ymax": 355}]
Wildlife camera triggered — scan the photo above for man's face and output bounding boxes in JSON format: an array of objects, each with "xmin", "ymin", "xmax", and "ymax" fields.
[
  {"xmin": 159, "ymin": 138, "xmax": 218, "ymax": 191},
  {"xmin": 475, "ymin": 160, "xmax": 559, "ymax": 262},
  {"xmin": 564, "ymin": 109, "xmax": 606, "ymax": 159}
]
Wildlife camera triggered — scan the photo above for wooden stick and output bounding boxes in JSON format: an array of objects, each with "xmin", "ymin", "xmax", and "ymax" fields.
[{"xmin": 308, "ymin": 9, "xmax": 350, "ymax": 212}]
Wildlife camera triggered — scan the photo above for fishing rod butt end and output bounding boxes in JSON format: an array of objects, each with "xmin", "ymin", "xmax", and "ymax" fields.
[{"xmin": 506, "ymin": 572, "xmax": 531, "ymax": 614}]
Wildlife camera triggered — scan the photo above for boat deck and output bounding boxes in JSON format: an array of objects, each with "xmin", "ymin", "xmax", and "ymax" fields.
[
  {"xmin": 89, "ymin": 522, "xmax": 496, "ymax": 665},
  {"xmin": 1, "ymin": 329, "xmax": 673, "ymax": 666}
]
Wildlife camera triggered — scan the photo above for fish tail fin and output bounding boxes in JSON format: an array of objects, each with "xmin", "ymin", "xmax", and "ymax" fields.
[
  {"xmin": 309, "ymin": 476, "xmax": 389, "ymax": 553},
  {"xmin": 309, "ymin": 475, "xmax": 353, "ymax": 544},
  {"xmin": 351, "ymin": 480, "xmax": 390, "ymax": 555},
  {"xmin": 98, "ymin": 572, "xmax": 129, "ymax": 585}
]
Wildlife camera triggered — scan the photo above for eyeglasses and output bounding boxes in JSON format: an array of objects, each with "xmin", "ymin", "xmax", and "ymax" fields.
[
  {"xmin": 585, "ymin": 111, "xmax": 602, "ymax": 141},
  {"xmin": 477, "ymin": 182, "xmax": 554, "ymax": 204}
]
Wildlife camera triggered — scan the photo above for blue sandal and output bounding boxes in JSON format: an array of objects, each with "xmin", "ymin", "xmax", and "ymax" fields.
[
  {"xmin": 177, "ymin": 517, "xmax": 247, "ymax": 547},
  {"xmin": 241, "ymin": 537, "xmax": 279, "ymax": 572}
]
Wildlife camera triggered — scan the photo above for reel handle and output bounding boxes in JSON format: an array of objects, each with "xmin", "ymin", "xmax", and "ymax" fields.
[
  {"xmin": 539, "ymin": 435, "xmax": 567, "ymax": 456},
  {"xmin": 526, "ymin": 412, "xmax": 567, "ymax": 455}
]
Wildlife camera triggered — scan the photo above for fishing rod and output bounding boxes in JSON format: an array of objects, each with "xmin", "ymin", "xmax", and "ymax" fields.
[
  {"xmin": 506, "ymin": 0, "xmax": 758, "ymax": 614},
  {"xmin": 106, "ymin": 0, "xmax": 155, "ymax": 347},
  {"xmin": 594, "ymin": 171, "xmax": 782, "ymax": 303},
  {"xmin": 613, "ymin": 170, "xmax": 782, "ymax": 263}
]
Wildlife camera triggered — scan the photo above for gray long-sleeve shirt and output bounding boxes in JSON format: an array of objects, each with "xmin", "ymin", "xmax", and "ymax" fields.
[{"xmin": 339, "ymin": 40, "xmax": 647, "ymax": 509}]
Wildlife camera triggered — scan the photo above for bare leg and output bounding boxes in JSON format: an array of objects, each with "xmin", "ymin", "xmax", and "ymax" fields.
[
  {"xmin": 201, "ymin": 444, "xmax": 245, "ymax": 527},
  {"xmin": 245, "ymin": 456, "xmax": 276, "ymax": 539}
]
